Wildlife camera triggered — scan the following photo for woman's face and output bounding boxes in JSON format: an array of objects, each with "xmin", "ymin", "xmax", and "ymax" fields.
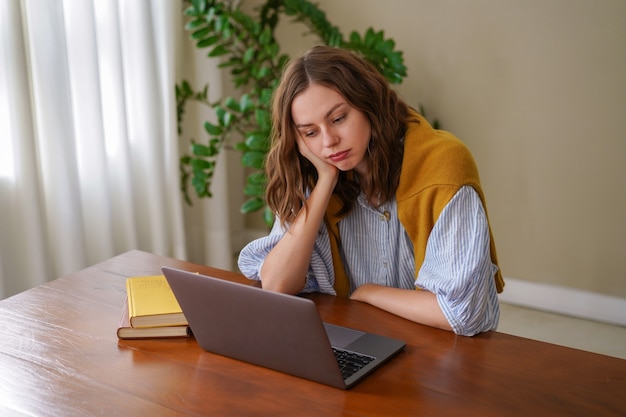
[{"xmin": 291, "ymin": 84, "xmax": 371, "ymax": 176}]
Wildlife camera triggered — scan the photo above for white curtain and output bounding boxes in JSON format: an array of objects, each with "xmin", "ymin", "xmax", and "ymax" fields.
[{"xmin": 0, "ymin": 0, "xmax": 242, "ymax": 299}]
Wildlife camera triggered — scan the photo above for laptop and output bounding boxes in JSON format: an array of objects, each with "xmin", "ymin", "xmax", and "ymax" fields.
[{"xmin": 161, "ymin": 266, "xmax": 406, "ymax": 389}]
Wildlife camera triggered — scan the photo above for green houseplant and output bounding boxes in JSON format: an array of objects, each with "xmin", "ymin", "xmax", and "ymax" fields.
[{"xmin": 176, "ymin": 0, "xmax": 407, "ymax": 225}]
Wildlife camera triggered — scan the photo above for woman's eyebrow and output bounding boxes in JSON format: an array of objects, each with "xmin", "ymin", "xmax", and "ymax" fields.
[{"xmin": 294, "ymin": 103, "xmax": 345, "ymax": 128}]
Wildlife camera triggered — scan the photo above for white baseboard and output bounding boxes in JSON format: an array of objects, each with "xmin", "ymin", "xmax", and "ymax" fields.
[{"xmin": 498, "ymin": 277, "xmax": 626, "ymax": 327}]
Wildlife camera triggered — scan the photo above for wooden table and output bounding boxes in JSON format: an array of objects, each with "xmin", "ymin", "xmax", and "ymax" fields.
[{"xmin": 0, "ymin": 250, "xmax": 624, "ymax": 416}]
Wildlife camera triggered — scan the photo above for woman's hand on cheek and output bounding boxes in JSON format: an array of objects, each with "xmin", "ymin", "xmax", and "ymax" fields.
[{"xmin": 296, "ymin": 136, "xmax": 339, "ymax": 183}]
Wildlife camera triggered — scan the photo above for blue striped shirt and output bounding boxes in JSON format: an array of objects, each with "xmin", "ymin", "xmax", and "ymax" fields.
[{"xmin": 238, "ymin": 185, "xmax": 500, "ymax": 336}]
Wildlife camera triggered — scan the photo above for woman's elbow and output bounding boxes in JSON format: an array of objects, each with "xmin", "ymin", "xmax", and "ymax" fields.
[
  {"xmin": 259, "ymin": 275, "xmax": 306, "ymax": 295},
  {"xmin": 452, "ymin": 306, "xmax": 500, "ymax": 337}
]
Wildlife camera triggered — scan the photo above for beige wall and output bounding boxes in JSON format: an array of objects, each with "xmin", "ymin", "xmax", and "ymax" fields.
[{"xmin": 265, "ymin": 0, "xmax": 626, "ymax": 299}]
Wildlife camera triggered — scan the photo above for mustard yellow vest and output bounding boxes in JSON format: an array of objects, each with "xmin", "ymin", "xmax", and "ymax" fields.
[{"xmin": 324, "ymin": 110, "xmax": 505, "ymax": 297}]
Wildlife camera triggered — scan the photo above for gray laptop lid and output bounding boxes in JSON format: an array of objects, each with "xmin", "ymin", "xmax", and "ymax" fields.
[{"xmin": 162, "ymin": 267, "xmax": 405, "ymax": 389}]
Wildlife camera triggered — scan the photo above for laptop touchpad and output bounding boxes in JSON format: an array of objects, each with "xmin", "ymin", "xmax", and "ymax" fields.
[{"xmin": 324, "ymin": 323, "xmax": 365, "ymax": 348}]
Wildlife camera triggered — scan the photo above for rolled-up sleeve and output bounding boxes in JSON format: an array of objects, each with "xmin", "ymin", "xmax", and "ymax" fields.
[
  {"xmin": 237, "ymin": 219, "xmax": 337, "ymax": 294},
  {"xmin": 237, "ymin": 220, "xmax": 283, "ymax": 281},
  {"xmin": 416, "ymin": 186, "xmax": 500, "ymax": 336}
]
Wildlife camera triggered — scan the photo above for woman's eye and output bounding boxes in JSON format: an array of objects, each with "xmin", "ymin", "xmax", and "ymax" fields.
[{"xmin": 333, "ymin": 115, "xmax": 345, "ymax": 124}]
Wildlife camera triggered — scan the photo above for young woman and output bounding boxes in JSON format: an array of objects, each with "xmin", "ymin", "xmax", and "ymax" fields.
[{"xmin": 238, "ymin": 45, "xmax": 504, "ymax": 336}]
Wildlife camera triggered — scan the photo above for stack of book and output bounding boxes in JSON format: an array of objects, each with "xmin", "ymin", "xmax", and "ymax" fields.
[{"xmin": 117, "ymin": 274, "xmax": 191, "ymax": 339}]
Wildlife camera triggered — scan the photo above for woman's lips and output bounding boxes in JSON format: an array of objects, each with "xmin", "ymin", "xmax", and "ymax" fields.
[{"xmin": 328, "ymin": 150, "xmax": 350, "ymax": 162}]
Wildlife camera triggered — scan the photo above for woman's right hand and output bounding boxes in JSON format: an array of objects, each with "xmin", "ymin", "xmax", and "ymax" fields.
[{"xmin": 296, "ymin": 136, "xmax": 339, "ymax": 185}]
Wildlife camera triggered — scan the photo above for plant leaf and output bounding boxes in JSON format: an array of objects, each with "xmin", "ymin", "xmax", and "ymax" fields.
[
  {"xmin": 244, "ymin": 181, "xmax": 265, "ymax": 197},
  {"xmin": 241, "ymin": 150, "xmax": 265, "ymax": 169},
  {"xmin": 196, "ymin": 35, "xmax": 220, "ymax": 48},
  {"xmin": 245, "ymin": 132, "xmax": 268, "ymax": 151},
  {"xmin": 263, "ymin": 206, "xmax": 274, "ymax": 227},
  {"xmin": 208, "ymin": 45, "xmax": 229, "ymax": 57},
  {"xmin": 240, "ymin": 197, "xmax": 264, "ymax": 213},
  {"xmin": 224, "ymin": 96, "xmax": 240, "ymax": 112},
  {"xmin": 204, "ymin": 121, "xmax": 222, "ymax": 135}
]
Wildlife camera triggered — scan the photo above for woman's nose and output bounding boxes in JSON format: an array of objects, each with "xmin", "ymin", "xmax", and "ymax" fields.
[{"xmin": 322, "ymin": 127, "xmax": 339, "ymax": 147}]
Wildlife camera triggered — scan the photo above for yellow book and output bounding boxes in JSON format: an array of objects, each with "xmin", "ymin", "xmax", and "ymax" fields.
[
  {"xmin": 117, "ymin": 297, "xmax": 191, "ymax": 339},
  {"xmin": 125, "ymin": 275, "xmax": 188, "ymax": 328}
]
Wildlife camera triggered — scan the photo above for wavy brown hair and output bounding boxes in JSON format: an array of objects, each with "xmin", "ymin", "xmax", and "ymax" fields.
[{"xmin": 266, "ymin": 45, "xmax": 411, "ymax": 227}]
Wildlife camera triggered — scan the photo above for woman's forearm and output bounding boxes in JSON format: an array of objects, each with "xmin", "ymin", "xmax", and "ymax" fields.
[
  {"xmin": 260, "ymin": 174, "xmax": 337, "ymax": 294},
  {"xmin": 350, "ymin": 284, "xmax": 453, "ymax": 331}
]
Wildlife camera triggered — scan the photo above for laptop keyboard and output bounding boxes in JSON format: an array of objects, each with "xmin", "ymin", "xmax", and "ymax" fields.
[{"xmin": 332, "ymin": 347, "xmax": 375, "ymax": 379}]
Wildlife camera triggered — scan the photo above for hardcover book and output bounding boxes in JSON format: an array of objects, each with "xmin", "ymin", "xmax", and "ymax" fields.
[
  {"xmin": 125, "ymin": 275, "xmax": 188, "ymax": 328},
  {"xmin": 117, "ymin": 297, "xmax": 190, "ymax": 339}
]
